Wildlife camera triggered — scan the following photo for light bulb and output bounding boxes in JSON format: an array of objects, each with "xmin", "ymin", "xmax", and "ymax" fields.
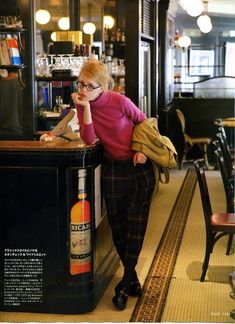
[
  {"xmin": 58, "ymin": 17, "xmax": 70, "ymax": 30},
  {"xmin": 36, "ymin": 9, "xmax": 51, "ymax": 25},
  {"xmin": 83, "ymin": 22, "xmax": 96, "ymax": 35}
]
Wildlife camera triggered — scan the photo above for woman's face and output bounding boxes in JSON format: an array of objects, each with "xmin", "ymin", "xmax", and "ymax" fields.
[{"xmin": 76, "ymin": 74, "xmax": 103, "ymax": 102}]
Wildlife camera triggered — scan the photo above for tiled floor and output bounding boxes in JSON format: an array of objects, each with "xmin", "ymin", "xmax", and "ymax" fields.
[{"xmin": 1, "ymin": 168, "xmax": 234, "ymax": 323}]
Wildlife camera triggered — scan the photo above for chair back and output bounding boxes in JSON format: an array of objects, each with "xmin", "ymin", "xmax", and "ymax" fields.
[
  {"xmin": 213, "ymin": 138, "xmax": 231, "ymax": 178},
  {"xmin": 217, "ymin": 125, "xmax": 227, "ymax": 142},
  {"xmin": 194, "ymin": 159, "xmax": 213, "ymax": 229},
  {"xmin": 213, "ymin": 148, "xmax": 234, "ymax": 212},
  {"xmin": 216, "ymin": 131, "xmax": 233, "ymax": 176},
  {"xmin": 176, "ymin": 109, "xmax": 186, "ymax": 133}
]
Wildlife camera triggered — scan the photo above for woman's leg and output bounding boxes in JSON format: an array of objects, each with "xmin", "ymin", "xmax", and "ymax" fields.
[{"xmin": 122, "ymin": 159, "xmax": 155, "ymax": 287}]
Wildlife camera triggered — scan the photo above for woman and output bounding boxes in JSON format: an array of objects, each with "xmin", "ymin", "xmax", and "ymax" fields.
[{"xmin": 71, "ymin": 59, "xmax": 155, "ymax": 310}]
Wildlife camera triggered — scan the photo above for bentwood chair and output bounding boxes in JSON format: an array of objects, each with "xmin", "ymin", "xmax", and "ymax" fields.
[
  {"xmin": 216, "ymin": 132, "xmax": 235, "ymax": 177},
  {"xmin": 194, "ymin": 159, "xmax": 235, "ymax": 282},
  {"xmin": 213, "ymin": 147, "xmax": 235, "ymax": 255},
  {"xmin": 212, "ymin": 144, "xmax": 235, "ymax": 212},
  {"xmin": 176, "ymin": 109, "xmax": 211, "ymax": 169},
  {"xmin": 215, "ymin": 119, "xmax": 235, "ymax": 160}
]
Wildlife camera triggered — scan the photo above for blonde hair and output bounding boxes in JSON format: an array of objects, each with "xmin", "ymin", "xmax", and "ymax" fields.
[{"xmin": 79, "ymin": 59, "xmax": 114, "ymax": 90}]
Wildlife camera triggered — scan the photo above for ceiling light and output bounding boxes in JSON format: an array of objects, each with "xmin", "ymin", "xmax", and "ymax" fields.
[
  {"xmin": 83, "ymin": 22, "xmax": 96, "ymax": 35},
  {"xmin": 58, "ymin": 17, "xmax": 70, "ymax": 30},
  {"xmin": 35, "ymin": 9, "xmax": 51, "ymax": 25},
  {"xmin": 103, "ymin": 15, "xmax": 115, "ymax": 29}
]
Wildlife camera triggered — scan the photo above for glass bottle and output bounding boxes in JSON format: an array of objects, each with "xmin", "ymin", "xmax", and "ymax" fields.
[
  {"xmin": 53, "ymin": 96, "xmax": 63, "ymax": 114},
  {"xmin": 70, "ymin": 169, "xmax": 91, "ymax": 275}
]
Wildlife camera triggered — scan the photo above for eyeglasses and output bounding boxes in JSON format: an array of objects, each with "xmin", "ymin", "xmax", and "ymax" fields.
[{"xmin": 76, "ymin": 81, "xmax": 101, "ymax": 91}]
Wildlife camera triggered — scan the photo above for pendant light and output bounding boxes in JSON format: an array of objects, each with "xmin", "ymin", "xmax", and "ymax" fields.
[
  {"xmin": 58, "ymin": 0, "xmax": 70, "ymax": 30},
  {"xmin": 58, "ymin": 17, "xmax": 70, "ymax": 30},
  {"xmin": 185, "ymin": 0, "xmax": 203, "ymax": 17},
  {"xmin": 178, "ymin": 35, "xmax": 191, "ymax": 49},
  {"xmin": 82, "ymin": 3, "xmax": 96, "ymax": 35},
  {"xmin": 36, "ymin": 1, "xmax": 51, "ymax": 25},
  {"xmin": 103, "ymin": 15, "xmax": 115, "ymax": 29},
  {"xmin": 83, "ymin": 22, "xmax": 96, "ymax": 35},
  {"xmin": 197, "ymin": 15, "xmax": 212, "ymax": 33},
  {"xmin": 197, "ymin": 1, "xmax": 212, "ymax": 34}
]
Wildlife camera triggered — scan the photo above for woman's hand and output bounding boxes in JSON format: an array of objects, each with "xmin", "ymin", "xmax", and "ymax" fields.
[
  {"xmin": 133, "ymin": 152, "xmax": 147, "ymax": 166},
  {"xmin": 71, "ymin": 92, "xmax": 90, "ymax": 109}
]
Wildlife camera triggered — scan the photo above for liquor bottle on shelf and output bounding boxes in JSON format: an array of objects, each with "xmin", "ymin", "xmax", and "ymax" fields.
[
  {"xmin": 53, "ymin": 96, "xmax": 63, "ymax": 114},
  {"xmin": 70, "ymin": 168, "xmax": 91, "ymax": 275}
]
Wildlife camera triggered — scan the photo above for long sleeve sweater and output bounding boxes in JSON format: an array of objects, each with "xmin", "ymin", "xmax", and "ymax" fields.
[{"xmin": 76, "ymin": 90, "xmax": 146, "ymax": 160}]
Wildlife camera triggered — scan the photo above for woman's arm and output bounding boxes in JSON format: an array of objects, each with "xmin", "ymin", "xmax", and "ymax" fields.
[{"xmin": 71, "ymin": 92, "xmax": 97, "ymax": 144}]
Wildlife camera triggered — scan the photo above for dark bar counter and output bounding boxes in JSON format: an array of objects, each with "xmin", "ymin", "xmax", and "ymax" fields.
[{"xmin": 0, "ymin": 140, "xmax": 119, "ymax": 314}]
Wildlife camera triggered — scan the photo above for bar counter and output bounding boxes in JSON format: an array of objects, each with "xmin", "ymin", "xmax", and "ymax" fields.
[{"xmin": 0, "ymin": 140, "xmax": 119, "ymax": 314}]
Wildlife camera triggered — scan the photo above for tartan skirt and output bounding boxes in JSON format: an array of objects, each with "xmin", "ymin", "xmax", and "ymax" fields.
[{"xmin": 102, "ymin": 156, "xmax": 156, "ymax": 269}]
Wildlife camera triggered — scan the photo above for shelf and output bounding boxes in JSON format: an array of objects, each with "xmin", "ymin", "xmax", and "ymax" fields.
[
  {"xmin": 174, "ymin": 81, "xmax": 193, "ymax": 84},
  {"xmin": 174, "ymin": 65, "xmax": 223, "ymax": 68},
  {"xmin": 0, "ymin": 28, "xmax": 26, "ymax": 33},
  {"xmin": 0, "ymin": 64, "xmax": 25, "ymax": 70},
  {"xmin": 36, "ymin": 76, "xmax": 78, "ymax": 82}
]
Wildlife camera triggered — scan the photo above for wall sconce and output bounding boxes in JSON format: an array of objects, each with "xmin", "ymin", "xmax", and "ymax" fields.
[
  {"xmin": 83, "ymin": 22, "xmax": 96, "ymax": 35},
  {"xmin": 103, "ymin": 15, "xmax": 115, "ymax": 29},
  {"xmin": 35, "ymin": 9, "xmax": 51, "ymax": 25},
  {"xmin": 58, "ymin": 17, "xmax": 70, "ymax": 30},
  {"xmin": 178, "ymin": 35, "xmax": 191, "ymax": 49}
]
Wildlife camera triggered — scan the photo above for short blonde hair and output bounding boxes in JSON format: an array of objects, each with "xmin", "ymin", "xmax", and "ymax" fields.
[{"xmin": 79, "ymin": 59, "xmax": 114, "ymax": 89}]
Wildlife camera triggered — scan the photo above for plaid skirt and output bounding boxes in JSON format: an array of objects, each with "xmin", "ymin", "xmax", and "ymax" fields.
[{"xmin": 102, "ymin": 157, "xmax": 156, "ymax": 269}]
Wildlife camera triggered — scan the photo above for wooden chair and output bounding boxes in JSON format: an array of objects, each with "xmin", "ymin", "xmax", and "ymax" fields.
[
  {"xmin": 213, "ymin": 147, "xmax": 235, "ymax": 255},
  {"xmin": 214, "ymin": 119, "xmax": 235, "ymax": 159},
  {"xmin": 216, "ymin": 131, "xmax": 235, "ymax": 177},
  {"xmin": 176, "ymin": 109, "xmax": 211, "ymax": 169},
  {"xmin": 213, "ymin": 144, "xmax": 235, "ymax": 211},
  {"xmin": 194, "ymin": 159, "xmax": 235, "ymax": 282}
]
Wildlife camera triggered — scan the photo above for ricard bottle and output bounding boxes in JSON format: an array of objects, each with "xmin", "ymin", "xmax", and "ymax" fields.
[{"xmin": 70, "ymin": 169, "xmax": 91, "ymax": 275}]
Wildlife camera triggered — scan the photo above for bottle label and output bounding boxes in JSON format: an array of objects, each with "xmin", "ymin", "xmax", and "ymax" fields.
[{"xmin": 70, "ymin": 221, "xmax": 91, "ymax": 263}]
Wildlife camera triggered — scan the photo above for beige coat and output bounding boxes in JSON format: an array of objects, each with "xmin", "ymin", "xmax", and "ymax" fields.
[{"xmin": 132, "ymin": 118, "xmax": 178, "ymax": 184}]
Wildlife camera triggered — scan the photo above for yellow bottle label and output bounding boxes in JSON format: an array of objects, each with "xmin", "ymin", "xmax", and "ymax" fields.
[{"xmin": 70, "ymin": 221, "xmax": 91, "ymax": 263}]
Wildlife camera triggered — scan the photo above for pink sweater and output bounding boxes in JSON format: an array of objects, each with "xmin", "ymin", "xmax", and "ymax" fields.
[{"xmin": 76, "ymin": 91, "xmax": 146, "ymax": 159}]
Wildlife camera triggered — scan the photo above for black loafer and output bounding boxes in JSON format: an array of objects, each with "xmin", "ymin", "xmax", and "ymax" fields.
[
  {"xmin": 115, "ymin": 279, "xmax": 142, "ymax": 297},
  {"xmin": 112, "ymin": 289, "xmax": 128, "ymax": 310},
  {"xmin": 129, "ymin": 280, "xmax": 142, "ymax": 297}
]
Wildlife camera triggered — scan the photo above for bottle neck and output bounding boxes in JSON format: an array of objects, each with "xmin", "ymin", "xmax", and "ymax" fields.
[
  {"xmin": 78, "ymin": 169, "xmax": 87, "ymax": 199},
  {"xmin": 78, "ymin": 193, "xmax": 87, "ymax": 200}
]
